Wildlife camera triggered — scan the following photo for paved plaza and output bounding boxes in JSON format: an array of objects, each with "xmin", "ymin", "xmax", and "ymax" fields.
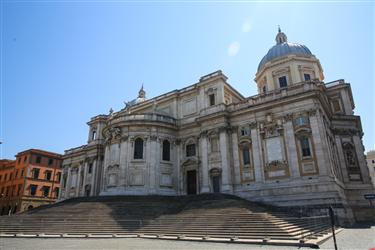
[{"xmin": 0, "ymin": 225, "xmax": 374, "ymax": 250}]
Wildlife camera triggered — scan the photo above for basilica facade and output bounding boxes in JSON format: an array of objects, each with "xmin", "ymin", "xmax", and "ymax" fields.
[{"xmin": 59, "ymin": 29, "xmax": 374, "ymax": 223}]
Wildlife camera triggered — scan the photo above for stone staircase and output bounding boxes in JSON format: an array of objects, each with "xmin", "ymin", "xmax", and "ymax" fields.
[{"xmin": 0, "ymin": 194, "xmax": 335, "ymax": 247}]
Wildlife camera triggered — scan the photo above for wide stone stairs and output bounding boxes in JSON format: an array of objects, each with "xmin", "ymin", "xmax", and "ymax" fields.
[{"xmin": 0, "ymin": 194, "xmax": 334, "ymax": 246}]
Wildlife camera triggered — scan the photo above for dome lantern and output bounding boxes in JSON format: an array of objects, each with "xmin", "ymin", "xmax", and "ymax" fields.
[{"xmin": 275, "ymin": 26, "xmax": 288, "ymax": 44}]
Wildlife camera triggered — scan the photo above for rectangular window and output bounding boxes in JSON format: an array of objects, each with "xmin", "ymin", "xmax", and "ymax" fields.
[
  {"xmin": 18, "ymin": 158, "xmax": 21, "ymax": 164},
  {"xmin": 48, "ymin": 159, "xmax": 54, "ymax": 166},
  {"xmin": 4, "ymin": 174, "xmax": 7, "ymax": 181},
  {"xmin": 9, "ymin": 173, "xmax": 12, "ymax": 181},
  {"xmin": 240, "ymin": 127, "xmax": 250, "ymax": 136},
  {"xmin": 0, "ymin": 175, "xmax": 2, "ymax": 182},
  {"xmin": 24, "ymin": 156, "xmax": 27, "ymax": 163},
  {"xmin": 209, "ymin": 94, "xmax": 215, "ymax": 106},
  {"xmin": 372, "ymin": 160, "xmax": 375, "ymax": 164},
  {"xmin": 162, "ymin": 140, "xmax": 171, "ymax": 161},
  {"xmin": 30, "ymin": 185, "xmax": 37, "ymax": 196},
  {"xmin": 42, "ymin": 186, "xmax": 50, "ymax": 197},
  {"xmin": 32, "ymin": 168, "xmax": 40, "ymax": 179},
  {"xmin": 242, "ymin": 147, "xmax": 251, "ymax": 165},
  {"xmin": 278, "ymin": 76, "xmax": 288, "ymax": 88},
  {"xmin": 300, "ymin": 137, "xmax": 311, "ymax": 157},
  {"xmin": 262, "ymin": 85, "xmax": 266, "ymax": 93},
  {"xmin": 21, "ymin": 169, "xmax": 24, "ymax": 177},
  {"xmin": 88, "ymin": 164, "xmax": 93, "ymax": 174},
  {"xmin": 17, "ymin": 184, "xmax": 22, "ymax": 196},
  {"xmin": 6, "ymin": 186, "xmax": 10, "ymax": 197},
  {"xmin": 36, "ymin": 156, "xmax": 42, "ymax": 164},
  {"xmin": 294, "ymin": 116, "xmax": 308, "ymax": 126},
  {"xmin": 15, "ymin": 170, "xmax": 18, "ymax": 178},
  {"xmin": 55, "ymin": 187, "xmax": 60, "ymax": 198},
  {"xmin": 332, "ymin": 99, "xmax": 342, "ymax": 113},
  {"xmin": 45, "ymin": 171, "xmax": 52, "ymax": 181},
  {"xmin": 186, "ymin": 144, "xmax": 196, "ymax": 157},
  {"xmin": 304, "ymin": 73, "xmax": 311, "ymax": 81},
  {"xmin": 134, "ymin": 138, "xmax": 144, "ymax": 159}
]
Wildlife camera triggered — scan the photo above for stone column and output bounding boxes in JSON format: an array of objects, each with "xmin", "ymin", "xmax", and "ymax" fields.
[
  {"xmin": 65, "ymin": 166, "xmax": 72, "ymax": 199},
  {"xmin": 283, "ymin": 119, "xmax": 300, "ymax": 178},
  {"xmin": 76, "ymin": 163, "xmax": 82, "ymax": 197},
  {"xmin": 175, "ymin": 140, "xmax": 181, "ymax": 194},
  {"xmin": 231, "ymin": 130, "xmax": 241, "ymax": 186},
  {"xmin": 220, "ymin": 128, "xmax": 233, "ymax": 193},
  {"xmin": 101, "ymin": 145, "xmax": 110, "ymax": 193},
  {"xmin": 81, "ymin": 161, "xmax": 88, "ymax": 196},
  {"xmin": 119, "ymin": 138, "xmax": 129, "ymax": 188},
  {"xmin": 250, "ymin": 123, "xmax": 264, "ymax": 183},
  {"xmin": 126, "ymin": 138, "xmax": 134, "ymax": 188},
  {"xmin": 145, "ymin": 137, "xmax": 152, "ymax": 193},
  {"xmin": 353, "ymin": 135, "xmax": 371, "ymax": 183},
  {"xmin": 149, "ymin": 136, "xmax": 158, "ymax": 194},
  {"xmin": 200, "ymin": 134, "xmax": 210, "ymax": 193},
  {"xmin": 310, "ymin": 112, "xmax": 330, "ymax": 176},
  {"xmin": 90, "ymin": 159, "xmax": 97, "ymax": 196}
]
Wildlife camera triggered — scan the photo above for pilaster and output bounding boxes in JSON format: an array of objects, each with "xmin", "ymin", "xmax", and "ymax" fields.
[
  {"xmin": 219, "ymin": 128, "xmax": 233, "ymax": 193},
  {"xmin": 200, "ymin": 133, "xmax": 209, "ymax": 193},
  {"xmin": 231, "ymin": 130, "xmax": 241, "ymax": 186},
  {"xmin": 250, "ymin": 123, "xmax": 264, "ymax": 183},
  {"xmin": 283, "ymin": 119, "xmax": 300, "ymax": 178}
]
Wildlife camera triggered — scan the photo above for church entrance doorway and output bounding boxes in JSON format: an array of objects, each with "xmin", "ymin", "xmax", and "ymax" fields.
[
  {"xmin": 186, "ymin": 170, "xmax": 197, "ymax": 195},
  {"xmin": 212, "ymin": 176, "xmax": 220, "ymax": 193}
]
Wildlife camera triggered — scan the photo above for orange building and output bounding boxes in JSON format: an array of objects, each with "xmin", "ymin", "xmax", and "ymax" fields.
[{"xmin": 0, "ymin": 149, "xmax": 62, "ymax": 215}]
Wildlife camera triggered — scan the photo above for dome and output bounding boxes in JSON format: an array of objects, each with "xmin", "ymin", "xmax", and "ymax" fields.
[
  {"xmin": 257, "ymin": 28, "xmax": 313, "ymax": 71},
  {"xmin": 124, "ymin": 85, "xmax": 147, "ymax": 108}
]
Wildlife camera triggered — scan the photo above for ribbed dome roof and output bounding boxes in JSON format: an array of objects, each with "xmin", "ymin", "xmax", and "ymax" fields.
[{"xmin": 257, "ymin": 29, "xmax": 313, "ymax": 71}]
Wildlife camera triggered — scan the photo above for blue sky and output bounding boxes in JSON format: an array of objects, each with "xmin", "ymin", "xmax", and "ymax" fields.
[{"xmin": 1, "ymin": 1, "xmax": 374, "ymax": 159}]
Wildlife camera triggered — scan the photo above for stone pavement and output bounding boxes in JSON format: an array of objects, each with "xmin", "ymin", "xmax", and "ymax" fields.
[{"xmin": 0, "ymin": 225, "xmax": 374, "ymax": 250}]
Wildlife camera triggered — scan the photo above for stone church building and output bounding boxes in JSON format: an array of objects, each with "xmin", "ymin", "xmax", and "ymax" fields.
[{"xmin": 59, "ymin": 29, "xmax": 374, "ymax": 223}]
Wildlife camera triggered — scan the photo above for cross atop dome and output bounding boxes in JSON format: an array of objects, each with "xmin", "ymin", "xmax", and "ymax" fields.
[{"xmin": 275, "ymin": 26, "xmax": 288, "ymax": 44}]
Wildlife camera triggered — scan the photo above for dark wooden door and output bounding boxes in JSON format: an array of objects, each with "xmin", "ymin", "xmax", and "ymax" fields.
[
  {"xmin": 212, "ymin": 176, "xmax": 220, "ymax": 193},
  {"xmin": 187, "ymin": 170, "xmax": 197, "ymax": 195}
]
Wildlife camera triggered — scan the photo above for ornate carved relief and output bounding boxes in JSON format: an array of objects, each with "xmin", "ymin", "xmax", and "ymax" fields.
[
  {"xmin": 333, "ymin": 128, "xmax": 361, "ymax": 136},
  {"xmin": 249, "ymin": 122, "xmax": 257, "ymax": 129},
  {"xmin": 150, "ymin": 135, "xmax": 158, "ymax": 141},
  {"xmin": 103, "ymin": 126, "xmax": 122, "ymax": 143}
]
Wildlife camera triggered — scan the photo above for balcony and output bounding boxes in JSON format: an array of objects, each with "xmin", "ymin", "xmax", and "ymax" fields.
[
  {"xmin": 108, "ymin": 113, "xmax": 177, "ymax": 126},
  {"xmin": 229, "ymin": 81, "xmax": 329, "ymax": 112},
  {"xmin": 199, "ymin": 103, "xmax": 227, "ymax": 117}
]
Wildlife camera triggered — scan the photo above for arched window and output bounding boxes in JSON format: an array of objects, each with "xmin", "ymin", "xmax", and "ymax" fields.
[
  {"xmin": 134, "ymin": 138, "xmax": 144, "ymax": 159},
  {"xmin": 300, "ymin": 137, "xmax": 311, "ymax": 157},
  {"xmin": 92, "ymin": 131, "xmax": 97, "ymax": 140},
  {"xmin": 186, "ymin": 143, "xmax": 196, "ymax": 157},
  {"xmin": 242, "ymin": 146, "xmax": 251, "ymax": 165},
  {"xmin": 162, "ymin": 140, "xmax": 170, "ymax": 161}
]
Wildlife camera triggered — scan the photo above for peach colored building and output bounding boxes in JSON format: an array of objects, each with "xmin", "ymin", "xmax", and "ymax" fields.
[{"xmin": 0, "ymin": 149, "xmax": 62, "ymax": 215}]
